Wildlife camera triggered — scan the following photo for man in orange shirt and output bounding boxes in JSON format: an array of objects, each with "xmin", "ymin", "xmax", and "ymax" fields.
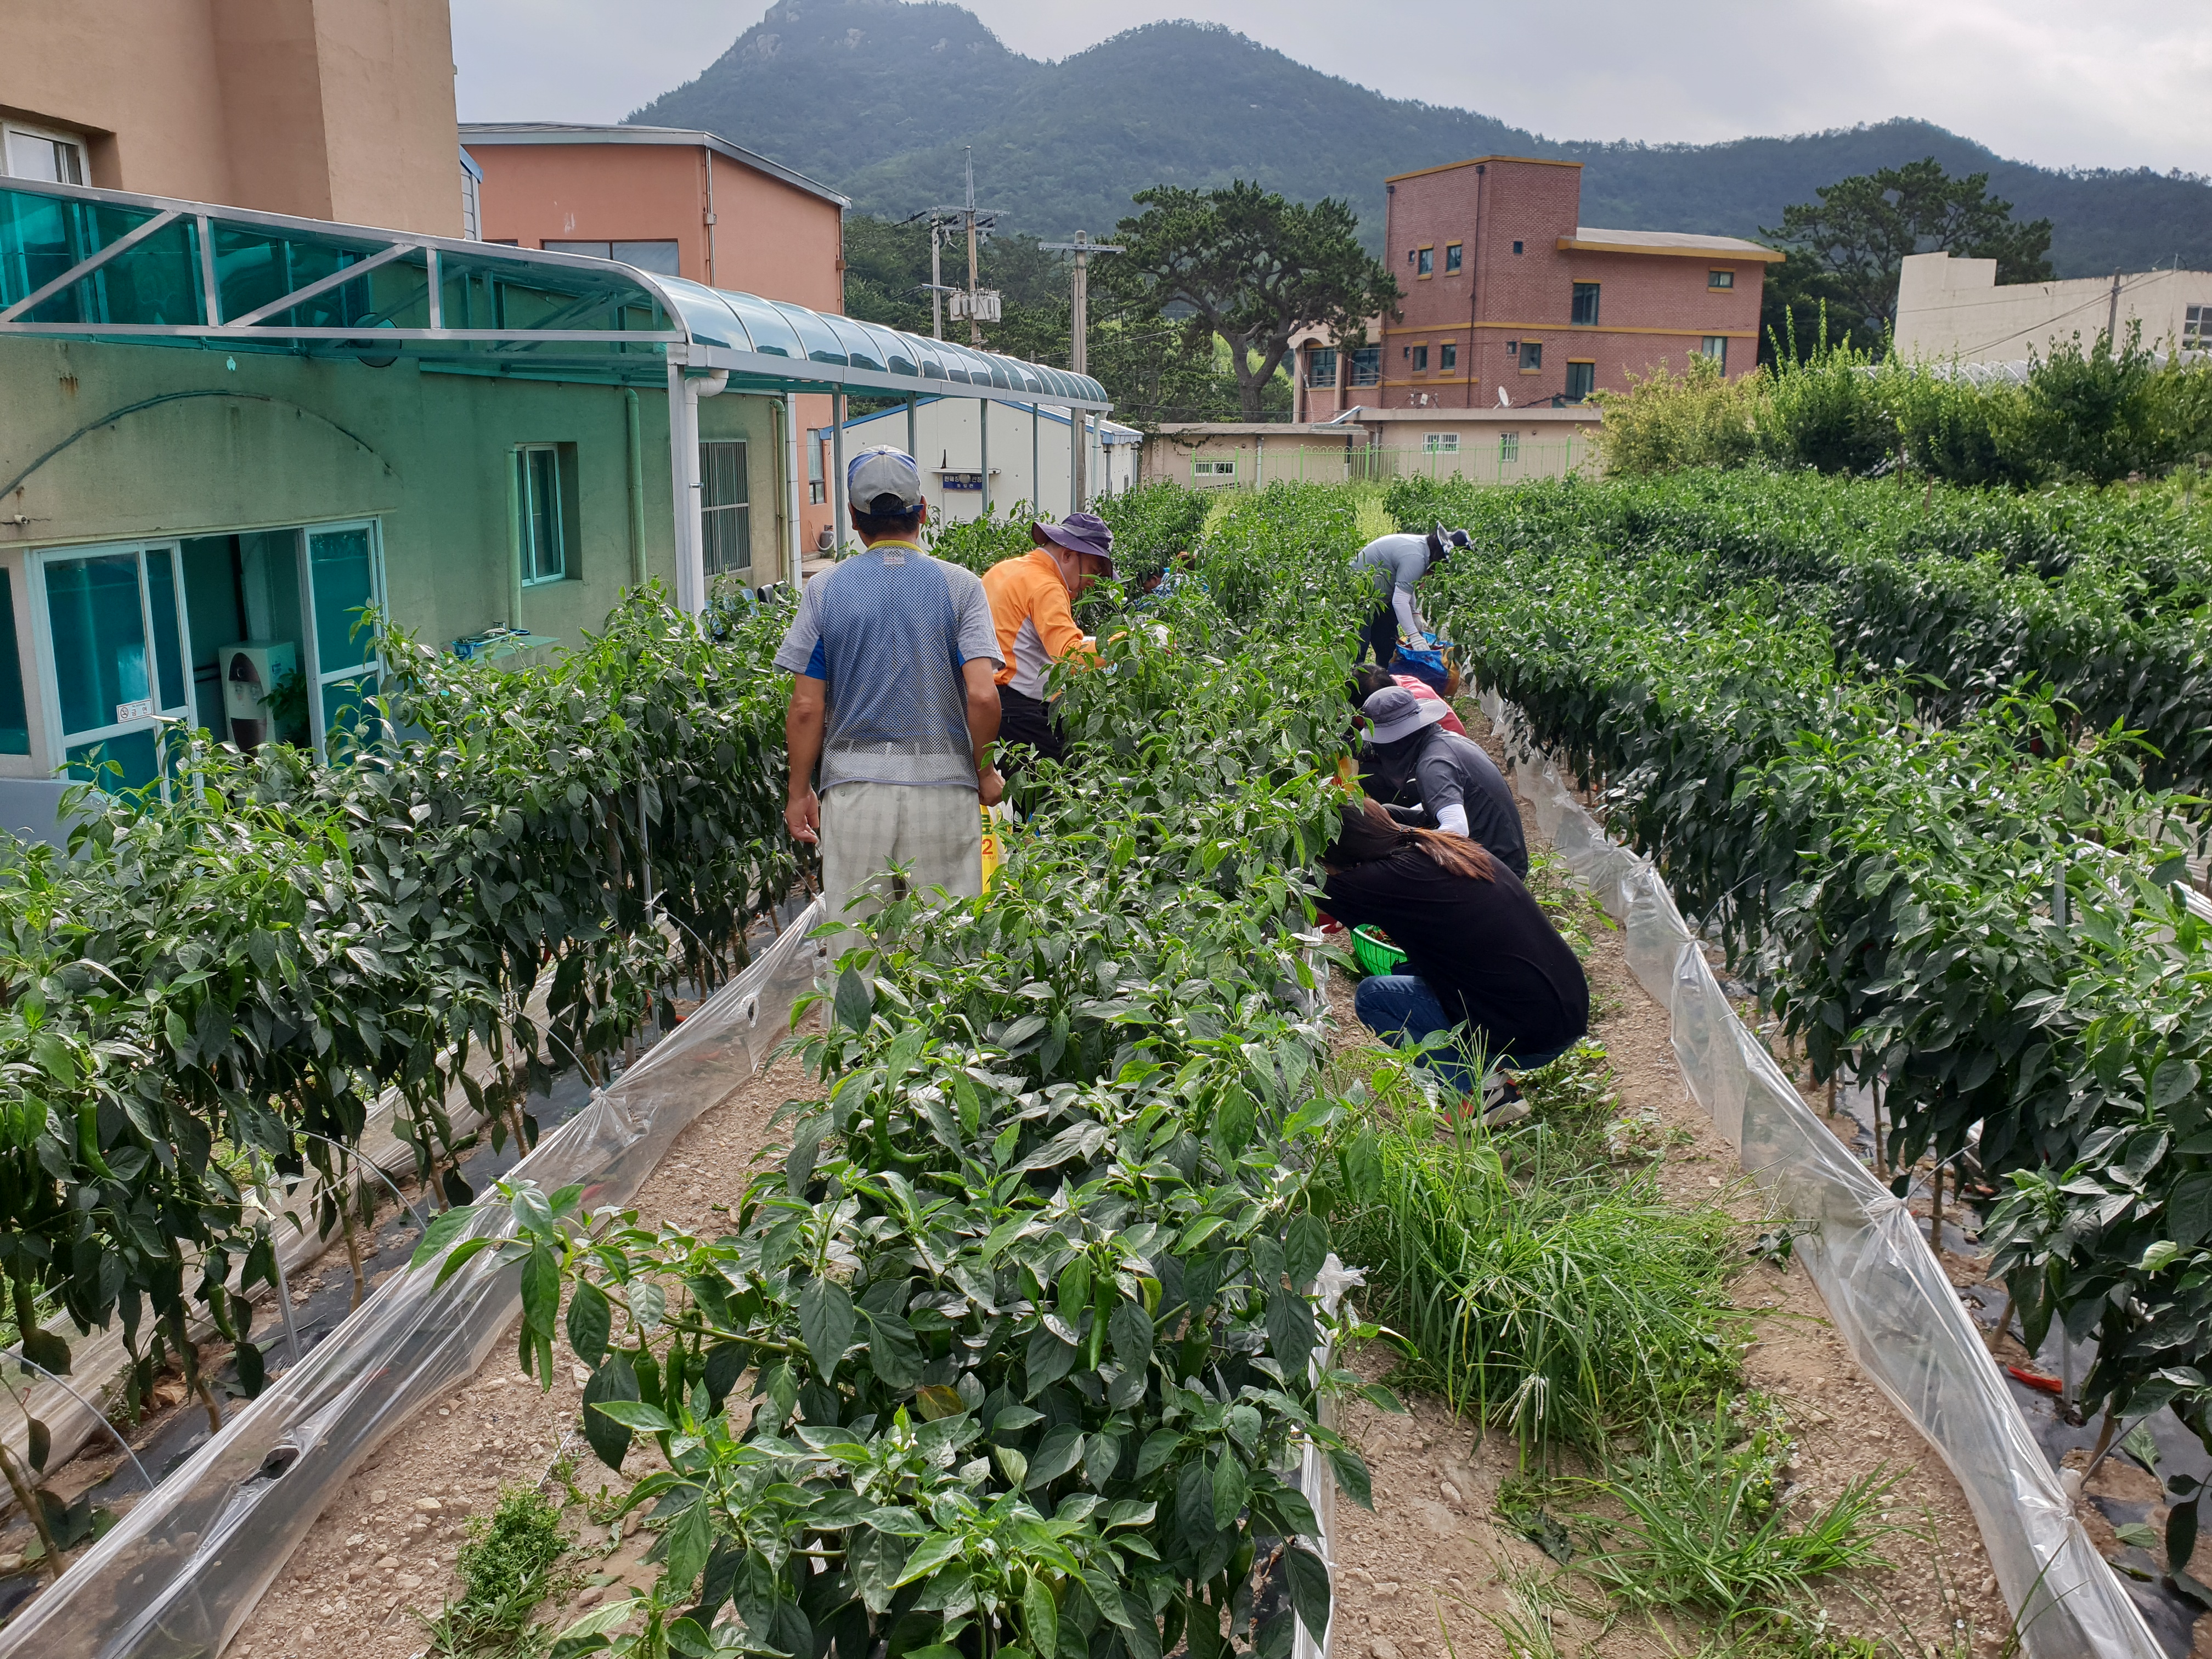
[{"xmin": 983, "ymin": 513, "xmax": 1115, "ymax": 770}]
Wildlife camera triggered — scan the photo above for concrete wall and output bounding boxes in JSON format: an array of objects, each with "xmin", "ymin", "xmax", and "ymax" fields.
[
  {"xmin": 0, "ymin": 336, "xmax": 803, "ymax": 777},
  {"xmin": 0, "ymin": 0, "xmax": 461, "ymax": 235},
  {"xmin": 470, "ymin": 138, "xmax": 840, "ymax": 555},
  {"xmin": 1144, "ymin": 408, "xmax": 1599, "ymax": 489},
  {"xmin": 1894, "ymin": 252, "xmax": 2212, "ymax": 364}
]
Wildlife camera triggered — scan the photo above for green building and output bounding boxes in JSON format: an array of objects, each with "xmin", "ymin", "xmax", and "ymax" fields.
[{"xmin": 0, "ymin": 173, "xmax": 1108, "ymax": 830}]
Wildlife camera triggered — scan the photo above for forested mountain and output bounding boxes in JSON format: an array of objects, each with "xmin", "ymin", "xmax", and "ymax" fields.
[{"xmin": 629, "ymin": 0, "xmax": 2212, "ymax": 278}]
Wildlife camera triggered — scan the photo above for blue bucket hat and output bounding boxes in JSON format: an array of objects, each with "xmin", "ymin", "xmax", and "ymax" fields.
[{"xmin": 1032, "ymin": 512, "xmax": 1116, "ymax": 572}]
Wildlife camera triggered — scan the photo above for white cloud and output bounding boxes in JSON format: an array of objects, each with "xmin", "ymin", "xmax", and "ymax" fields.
[{"xmin": 450, "ymin": 0, "xmax": 2212, "ymax": 174}]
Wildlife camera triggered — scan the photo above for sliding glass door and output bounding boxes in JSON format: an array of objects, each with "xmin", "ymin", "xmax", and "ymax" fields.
[
  {"xmin": 36, "ymin": 541, "xmax": 192, "ymax": 788},
  {"xmin": 304, "ymin": 521, "xmax": 383, "ymax": 749}
]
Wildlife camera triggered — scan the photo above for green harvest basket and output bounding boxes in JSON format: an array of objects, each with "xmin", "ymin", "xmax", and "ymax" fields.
[{"xmin": 1351, "ymin": 924, "xmax": 1407, "ymax": 977}]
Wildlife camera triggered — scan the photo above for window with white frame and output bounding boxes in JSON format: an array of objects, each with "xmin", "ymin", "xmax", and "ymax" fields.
[
  {"xmin": 3, "ymin": 123, "xmax": 86, "ymax": 185},
  {"xmin": 1192, "ymin": 459, "xmax": 1237, "ymax": 477},
  {"xmin": 700, "ymin": 440, "xmax": 751, "ymax": 578},
  {"xmin": 1423, "ymin": 433, "xmax": 1460, "ymax": 454},
  {"xmin": 516, "ymin": 445, "xmax": 572, "ymax": 583},
  {"xmin": 2187, "ymin": 306, "xmax": 2208, "ymax": 351},
  {"xmin": 1499, "ymin": 432, "xmax": 1520, "ymax": 462}
]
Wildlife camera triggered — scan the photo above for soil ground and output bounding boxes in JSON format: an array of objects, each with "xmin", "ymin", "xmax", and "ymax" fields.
[
  {"xmin": 211, "ymin": 708, "xmax": 2101, "ymax": 1659},
  {"xmin": 1318, "ymin": 708, "xmax": 2022, "ymax": 1659},
  {"xmin": 221, "ymin": 1046, "xmax": 812, "ymax": 1659}
]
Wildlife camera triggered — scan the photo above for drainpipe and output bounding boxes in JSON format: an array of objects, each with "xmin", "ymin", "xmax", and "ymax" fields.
[
  {"xmin": 784, "ymin": 393, "xmax": 803, "ymax": 586},
  {"xmin": 906, "ymin": 394, "xmax": 918, "ymax": 460},
  {"xmin": 979, "ymin": 397, "xmax": 990, "ymax": 518},
  {"xmin": 1069, "ymin": 405, "xmax": 1082, "ymax": 513},
  {"xmin": 505, "ymin": 443, "xmax": 524, "ymax": 630},
  {"xmin": 831, "ymin": 391, "xmax": 848, "ymax": 557},
  {"xmin": 624, "ymin": 388, "xmax": 646, "ymax": 588},
  {"xmin": 1030, "ymin": 402, "xmax": 1040, "ymax": 511},
  {"xmin": 667, "ymin": 359, "xmax": 728, "ymax": 616}
]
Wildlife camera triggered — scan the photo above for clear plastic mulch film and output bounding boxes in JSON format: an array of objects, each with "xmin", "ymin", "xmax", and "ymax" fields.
[
  {"xmin": 1480, "ymin": 690, "xmax": 2162, "ymax": 1659},
  {"xmin": 0, "ymin": 901, "xmax": 831, "ymax": 1659}
]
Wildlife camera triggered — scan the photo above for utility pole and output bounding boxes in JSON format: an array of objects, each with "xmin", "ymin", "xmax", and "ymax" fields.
[
  {"xmin": 1040, "ymin": 230, "xmax": 1123, "ymax": 510},
  {"xmin": 910, "ymin": 151, "xmax": 1003, "ymax": 348},
  {"xmin": 1039, "ymin": 229, "xmax": 1124, "ymax": 377},
  {"xmin": 964, "ymin": 151, "xmax": 983, "ymax": 346},
  {"xmin": 930, "ymin": 221, "xmax": 944, "ymax": 340}
]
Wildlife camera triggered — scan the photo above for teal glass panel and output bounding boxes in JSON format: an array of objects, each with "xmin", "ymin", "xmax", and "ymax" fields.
[
  {"xmin": 46, "ymin": 551, "xmax": 149, "ymax": 737},
  {"xmin": 0, "ymin": 188, "xmax": 193, "ymax": 323},
  {"xmin": 20, "ymin": 213, "xmax": 204, "ymax": 327},
  {"xmin": 213, "ymin": 224, "xmax": 382, "ymax": 328},
  {"xmin": 308, "ymin": 527, "xmax": 377, "ymax": 669},
  {"xmin": 66, "ymin": 727, "xmax": 159, "ymax": 791},
  {"xmin": 321, "ymin": 674, "xmax": 377, "ymax": 751},
  {"xmin": 652, "ymin": 276, "xmax": 751, "ymax": 354},
  {"xmin": 0, "ymin": 571, "xmax": 28, "ymax": 755},
  {"xmin": 145, "ymin": 547, "xmax": 187, "ymax": 712}
]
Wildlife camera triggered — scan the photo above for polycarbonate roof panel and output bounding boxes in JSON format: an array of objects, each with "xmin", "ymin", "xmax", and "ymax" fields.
[
  {"xmin": 819, "ymin": 314, "xmax": 881, "ymax": 371},
  {"xmin": 0, "ymin": 180, "xmax": 1110, "ymax": 404},
  {"xmin": 859, "ymin": 321, "xmax": 917, "ymax": 377},
  {"xmin": 718, "ymin": 289, "xmax": 805, "ymax": 358},
  {"xmin": 770, "ymin": 300, "xmax": 848, "ymax": 365},
  {"xmin": 653, "ymin": 276, "xmax": 752, "ymax": 353}
]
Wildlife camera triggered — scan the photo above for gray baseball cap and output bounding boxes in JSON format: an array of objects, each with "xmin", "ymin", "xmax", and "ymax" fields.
[
  {"xmin": 1363, "ymin": 685, "xmax": 1448, "ymax": 744},
  {"xmin": 848, "ymin": 445, "xmax": 924, "ymax": 513}
]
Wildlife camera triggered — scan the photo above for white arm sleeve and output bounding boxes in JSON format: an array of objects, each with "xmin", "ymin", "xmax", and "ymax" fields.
[
  {"xmin": 1391, "ymin": 586, "xmax": 1423, "ymax": 640},
  {"xmin": 1436, "ymin": 802, "xmax": 1470, "ymax": 838}
]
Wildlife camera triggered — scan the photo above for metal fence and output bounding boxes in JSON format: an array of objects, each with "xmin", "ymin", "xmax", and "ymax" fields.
[{"xmin": 1150, "ymin": 435, "xmax": 1593, "ymax": 492}]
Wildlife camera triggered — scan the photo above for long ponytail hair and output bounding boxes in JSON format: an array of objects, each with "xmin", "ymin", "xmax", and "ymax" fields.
[{"xmin": 1330, "ymin": 797, "xmax": 1496, "ymax": 881}]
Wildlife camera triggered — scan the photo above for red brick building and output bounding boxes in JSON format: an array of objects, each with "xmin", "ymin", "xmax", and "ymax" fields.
[{"xmin": 1299, "ymin": 156, "xmax": 1780, "ymax": 418}]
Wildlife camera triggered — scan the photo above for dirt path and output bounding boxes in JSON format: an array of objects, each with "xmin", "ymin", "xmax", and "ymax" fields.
[
  {"xmin": 222, "ymin": 1046, "xmax": 812, "ymax": 1659},
  {"xmin": 222, "ymin": 721, "xmax": 2045, "ymax": 1659},
  {"xmin": 1319, "ymin": 713, "xmax": 2015, "ymax": 1658}
]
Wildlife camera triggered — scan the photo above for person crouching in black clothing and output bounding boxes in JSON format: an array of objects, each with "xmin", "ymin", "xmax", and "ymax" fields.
[{"xmin": 1322, "ymin": 797, "xmax": 1587, "ymax": 1104}]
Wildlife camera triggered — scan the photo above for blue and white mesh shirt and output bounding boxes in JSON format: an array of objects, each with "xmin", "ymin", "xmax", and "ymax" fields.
[{"xmin": 774, "ymin": 544, "xmax": 1004, "ymax": 791}]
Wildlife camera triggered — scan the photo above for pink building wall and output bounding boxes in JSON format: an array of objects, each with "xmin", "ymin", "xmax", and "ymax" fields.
[{"xmin": 1297, "ymin": 154, "xmax": 1773, "ymax": 415}]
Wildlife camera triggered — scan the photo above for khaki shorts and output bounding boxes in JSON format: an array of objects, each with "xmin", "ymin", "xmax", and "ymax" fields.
[{"xmin": 818, "ymin": 780, "xmax": 983, "ymax": 971}]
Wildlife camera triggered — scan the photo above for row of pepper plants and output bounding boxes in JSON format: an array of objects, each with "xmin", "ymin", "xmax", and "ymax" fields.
[
  {"xmin": 0, "ymin": 588, "xmax": 802, "ymax": 1556},
  {"xmin": 427, "ymin": 484, "xmax": 1399, "ymax": 1659},
  {"xmin": 1391, "ymin": 469, "xmax": 2212, "ymax": 795},
  {"xmin": 1408, "ymin": 492, "xmax": 2212, "ymax": 1569}
]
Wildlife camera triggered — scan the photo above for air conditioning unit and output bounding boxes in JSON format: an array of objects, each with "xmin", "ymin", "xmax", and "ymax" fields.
[{"xmin": 219, "ymin": 641, "xmax": 298, "ymax": 750}]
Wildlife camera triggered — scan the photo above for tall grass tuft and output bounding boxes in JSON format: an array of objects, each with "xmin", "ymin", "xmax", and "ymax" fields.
[{"xmin": 1333, "ymin": 1095, "xmax": 1748, "ymax": 1449}]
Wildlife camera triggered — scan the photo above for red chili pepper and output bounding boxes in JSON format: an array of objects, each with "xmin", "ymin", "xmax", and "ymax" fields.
[{"xmin": 2006, "ymin": 1365, "xmax": 2063, "ymax": 1394}]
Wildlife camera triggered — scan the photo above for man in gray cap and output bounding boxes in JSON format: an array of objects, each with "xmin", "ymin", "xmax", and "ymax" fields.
[
  {"xmin": 775, "ymin": 445, "xmax": 1006, "ymax": 962},
  {"xmin": 1351, "ymin": 520, "xmax": 1468, "ymax": 667},
  {"xmin": 1360, "ymin": 684, "xmax": 1527, "ymax": 878}
]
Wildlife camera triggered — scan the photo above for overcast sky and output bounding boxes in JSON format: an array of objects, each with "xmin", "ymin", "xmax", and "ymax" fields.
[{"xmin": 452, "ymin": 0, "xmax": 2212, "ymax": 177}]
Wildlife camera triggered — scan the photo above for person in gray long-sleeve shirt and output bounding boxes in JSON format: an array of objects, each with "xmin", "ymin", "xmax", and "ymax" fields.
[
  {"xmin": 1359, "ymin": 686, "xmax": 1528, "ymax": 878},
  {"xmin": 1351, "ymin": 520, "xmax": 1468, "ymax": 665}
]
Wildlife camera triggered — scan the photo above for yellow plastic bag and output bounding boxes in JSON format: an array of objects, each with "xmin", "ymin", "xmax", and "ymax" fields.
[{"xmin": 980, "ymin": 801, "xmax": 1009, "ymax": 892}]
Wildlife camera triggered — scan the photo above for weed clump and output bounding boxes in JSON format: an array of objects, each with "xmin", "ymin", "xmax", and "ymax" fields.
[{"xmin": 416, "ymin": 1483, "xmax": 568, "ymax": 1658}]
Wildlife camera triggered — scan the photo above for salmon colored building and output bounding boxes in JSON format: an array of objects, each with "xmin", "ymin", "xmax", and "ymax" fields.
[
  {"xmin": 462, "ymin": 123, "xmax": 851, "ymax": 550},
  {"xmin": 1299, "ymin": 156, "xmax": 1781, "ymax": 419},
  {"xmin": 0, "ymin": 0, "xmax": 464, "ymax": 235}
]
